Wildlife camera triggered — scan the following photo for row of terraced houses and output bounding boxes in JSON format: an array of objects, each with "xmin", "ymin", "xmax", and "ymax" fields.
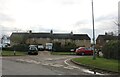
[{"xmin": 1, "ymin": 30, "xmax": 119, "ymax": 48}]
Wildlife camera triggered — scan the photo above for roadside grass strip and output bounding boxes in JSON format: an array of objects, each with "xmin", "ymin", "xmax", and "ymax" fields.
[
  {"xmin": 1, "ymin": 51, "xmax": 26, "ymax": 56},
  {"xmin": 51, "ymin": 52, "xmax": 75, "ymax": 55},
  {"xmin": 72, "ymin": 56, "xmax": 119, "ymax": 73}
]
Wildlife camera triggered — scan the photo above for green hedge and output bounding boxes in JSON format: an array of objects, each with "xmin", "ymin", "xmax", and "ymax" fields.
[
  {"xmin": 102, "ymin": 40, "xmax": 120, "ymax": 60},
  {"xmin": 2, "ymin": 44, "xmax": 29, "ymax": 52},
  {"xmin": 12, "ymin": 44, "xmax": 29, "ymax": 52}
]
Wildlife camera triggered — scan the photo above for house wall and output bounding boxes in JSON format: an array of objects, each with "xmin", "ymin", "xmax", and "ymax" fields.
[
  {"xmin": 53, "ymin": 39, "xmax": 73, "ymax": 46},
  {"xmin": 10, "ymin": 41, "xmax": 20, "ymax": 46},
  {"xmin": 26, "ymin": 38, "xmax": 51, "ymax": 45},
  {"xmin": 74, "ymin": 40, "xmax": 91, "ymax": 47},
  {"xmin": 96, "ymin": 38, "xmax": 105, "ymax": 48},
  {"xmin": 25, "ymin": 38, "xmax": 91, "ymax": 48}
]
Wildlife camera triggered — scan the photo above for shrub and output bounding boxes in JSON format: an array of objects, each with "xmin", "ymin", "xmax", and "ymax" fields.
[{"xmin": 102, "ymin": 40, "xmax": 120, "ymax": 60}]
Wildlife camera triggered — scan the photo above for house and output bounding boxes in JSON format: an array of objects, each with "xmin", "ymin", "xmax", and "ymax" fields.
[
  {"xmin": 96, "ymin": 33, "xmax": 118, "ymax": 49},
  {"xmin": 1, "ymin": 35, "xmax": 10, "ymax": 48},
  {"xmin": 10, "ymin": 30, "xmax": 91, "ymax": 47}
]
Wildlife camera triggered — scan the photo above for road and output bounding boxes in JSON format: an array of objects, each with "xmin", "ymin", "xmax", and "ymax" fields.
[{"xmin": 2, "ymin": 51, "xmax": 108, "ymax": 75}]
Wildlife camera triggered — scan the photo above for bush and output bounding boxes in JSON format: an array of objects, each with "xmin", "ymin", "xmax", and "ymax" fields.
[
  {"xmin": 102, "ymin": 40, "xmax": 120, "ymax": 60},
  {"xmin": 2, "ymin": 47, "xmax": 12, "ymax": 51}
]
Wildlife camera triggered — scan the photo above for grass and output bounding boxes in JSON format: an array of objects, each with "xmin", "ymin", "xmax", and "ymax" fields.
[
  {"xmin": 1, "ymin": 51, "xmax": 27, "ymax": 56},
  {"xmin": 72, "ymin": 56, "xmax": 119, "ymax": 72},
  {"xmin": 51, "ymin": 51, "xmax": 76, "ymax": 55}
]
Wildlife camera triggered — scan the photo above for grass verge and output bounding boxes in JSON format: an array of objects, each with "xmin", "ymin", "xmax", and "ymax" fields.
[
  {"xmin": 1, "ymin": 51, "xmax": 27, "ymax": 56},
  {"xmin": 72, "ymin": 56, "xmax": 119, "ymax": 73},
  {"xmin": 51, "ymin": 51, "xmax": 75, "ymax": 55}
]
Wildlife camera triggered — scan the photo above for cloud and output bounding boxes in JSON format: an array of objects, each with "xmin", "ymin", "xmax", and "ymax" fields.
[
  {"xmin": 95, "ymin": 13, "xmax": 117, "ymax": 22},
  {"xmin": 0, "ymin": 13, "xmax": 15, "ymax": 22}
]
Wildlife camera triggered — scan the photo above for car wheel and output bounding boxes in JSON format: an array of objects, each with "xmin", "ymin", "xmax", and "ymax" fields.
[
  {"xmin": 28, "ymin": 52, "xmax": 30, "ymax": 55},
  {"xmin": 81, "ymin": 52, "xmax": 84, "ymax": 56},
  {"xmin": 36, "ymin": 53, "xmax": 38, "ymax": 55}
]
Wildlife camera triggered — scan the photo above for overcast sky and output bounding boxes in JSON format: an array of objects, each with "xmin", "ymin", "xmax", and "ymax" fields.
[{"xmin": 0, "ymin": 0, "xmax": 119, "ymax": 40}]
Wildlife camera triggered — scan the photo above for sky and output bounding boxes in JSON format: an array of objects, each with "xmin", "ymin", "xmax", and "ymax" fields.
[{"xmin": 0, "ymin": 0, "xmax": 119, "ymax": 41}]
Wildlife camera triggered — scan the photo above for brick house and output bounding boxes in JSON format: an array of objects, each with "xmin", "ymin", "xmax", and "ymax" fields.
[
  {"xmin": 10, "ymin": 31, "xmax": 91, "ymax": 47},
  {"xmin": 96, "ymin": 33, "xmax": 118, "ymax": 49}
]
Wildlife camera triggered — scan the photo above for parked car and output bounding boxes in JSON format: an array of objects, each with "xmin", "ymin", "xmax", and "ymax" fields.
[
  {"xmin": 70, "ymin": 49, "xmax": 74, "ymax": 52},
  {"xmin": 28, "ymin": 46, "xmax": 38, "ymax": 55},
  {"xmin": 38, "ymin": 45, "xmax": 44, "ymax": 51},
  {"xmin": 75, "ymin": 47, "xmax": 93, "ymax": 55},
  {"xmin": 45, "ymin": 43, "xmax": 53, "ymax": 51}
]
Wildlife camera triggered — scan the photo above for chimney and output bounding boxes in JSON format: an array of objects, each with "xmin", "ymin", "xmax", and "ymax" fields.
[
  {"xmin": 70, "ymin": 31, "xmax": 73, "ymax": 35},
  {"xmin": 105, "ymin": 32, "xmax": 107, "ymax": 35},
  {"xmin": 50, "ymin": 30, "xmax": 53, "ymax": 34},
  {"xmin": 29, "ymin": 30, "xmax": 32, "ymax": 33}
]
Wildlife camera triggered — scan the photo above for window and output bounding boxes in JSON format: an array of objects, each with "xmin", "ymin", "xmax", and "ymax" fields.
[
  {"xmin": 106, "ymin": 40, "xmax": 109, "ymax": 43},
  {"xmin": 54, "ymin": 39, "xmax": 58, "ymax": 41},
  {"xmin": 46, "ymin": 38, "xmax": 50, "ymax": 40}
]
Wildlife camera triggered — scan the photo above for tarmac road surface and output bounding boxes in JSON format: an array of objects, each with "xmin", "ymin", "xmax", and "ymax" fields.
[{"xmin": 2, "ymin": 51, "xmax": 108, "ymax": 75}]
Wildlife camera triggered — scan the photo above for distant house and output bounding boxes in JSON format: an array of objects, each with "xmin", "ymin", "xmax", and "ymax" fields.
[
  {"xmin": 10, "ymin": 31, "xmax": 91, "ymax": 47},
  {"xmin": 96, "ymin": 33, "xmax": 118, "ymax": 49},
  {"xmin": 1, "ymin": 35, "xmax": 10, "ymax": 48}
]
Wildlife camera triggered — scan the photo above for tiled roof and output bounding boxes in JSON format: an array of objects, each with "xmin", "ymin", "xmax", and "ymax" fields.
[
  {"xmin": 10, "ymin": 32, "xmax": 91, "ymax": 40},
  {"xmin": 96, "ymin": 35, "xmax": 118, "ymax": 40}
]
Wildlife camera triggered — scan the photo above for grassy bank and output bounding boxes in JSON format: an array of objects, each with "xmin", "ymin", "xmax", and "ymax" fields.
[
  {"xmin": 51, "ymin": 51, "xmax": 75, "ymax": 55},
  {"xmin": 72, "ymin": 56, "xmax": 119, "ymax": 73},
  {"xmin": 1, "ymin": 51, "xmax": 27, "ymax": 56}
]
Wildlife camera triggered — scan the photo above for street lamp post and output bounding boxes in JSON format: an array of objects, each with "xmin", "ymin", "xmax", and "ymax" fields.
[
  {"xmin": 0, "ymin": 38, "xmax": 2, "ymax": 56},
  {"xmin": 92, "ymin": 0, "xmax": 96, "ymax": 60}
]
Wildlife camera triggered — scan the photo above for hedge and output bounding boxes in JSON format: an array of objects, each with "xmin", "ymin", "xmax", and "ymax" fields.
[
  {"xmin": 2, "ymin": 44, "xmax": 29, "ymax": 52},
  {"xmin": 102, "ymin": 40, "xmax": 120, "ymax": 60}
]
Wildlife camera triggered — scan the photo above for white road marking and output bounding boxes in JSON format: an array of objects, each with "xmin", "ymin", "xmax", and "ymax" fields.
[
  {"xmin": 16, "ymin": 59, "xmax": 25, "ymax": 62},
  {"xmin": 58, "ymin": 74, "xmax": 62, "ymax": 75},
  {"xmin": 82, "ymin": 69, "xmax": 105, "ymax": 75},
  {"xmin": 64, "ymin": 58, "xmax": 80, "ymax": 69},
  {"xmin": 64, "ymin": 66, "xmax": 74, "ymax": 69},
  {"xmin": 64, "ymin": 59, "xmax": 70, "ymax": 66},
  {"xmin": 16, "ymin": 59, "xmax": 41, "ymax": 64},
  {"xmin": 45, "ymin": 58, "xmax": 53, "ymax": 61},
  {"xmin": 41, "ymin": 63, "xmax": 49, "ymax": 66},
  {"xmin": 50, "ymin": 64, "xmax": 63, "ymax": 67}
]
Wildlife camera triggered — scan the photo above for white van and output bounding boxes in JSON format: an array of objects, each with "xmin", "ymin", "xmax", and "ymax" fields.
[{"xmin": 45, "ymin": 43, "xmax": 53, "ymax": 51}]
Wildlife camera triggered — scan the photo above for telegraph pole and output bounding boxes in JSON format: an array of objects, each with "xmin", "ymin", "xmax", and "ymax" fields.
[{"xmin": 92, "ymin": 0, "xmax": 96, "ymax": 60}]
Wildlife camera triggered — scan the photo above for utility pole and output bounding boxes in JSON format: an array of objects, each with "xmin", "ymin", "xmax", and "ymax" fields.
[
  {"xmin": 92, "ymin": 0, "xmax": 96, "ymax": 60},
  {"xmin": 0, "ymin": 37, "xmax": 2, "ymax": 56}
]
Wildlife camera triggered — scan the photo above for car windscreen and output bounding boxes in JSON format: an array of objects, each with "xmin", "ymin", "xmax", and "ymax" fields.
[{"xmin": 29, "ymin": 47, "xmax": 37, "ymax": 50}]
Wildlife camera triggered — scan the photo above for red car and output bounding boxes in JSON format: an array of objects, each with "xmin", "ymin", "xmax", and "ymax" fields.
[{"xmin": 75, "ymin": 47, "xmax": 93, "ymax": 55}]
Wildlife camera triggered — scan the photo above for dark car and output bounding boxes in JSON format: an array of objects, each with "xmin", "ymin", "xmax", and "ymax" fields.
[
  {"xmin": 75, "ymin": 47, "xmax": 93, "ymax": 55},
  {"xmin": 28, "ymin": 46, "xmax": 38, "ymax": 55}
]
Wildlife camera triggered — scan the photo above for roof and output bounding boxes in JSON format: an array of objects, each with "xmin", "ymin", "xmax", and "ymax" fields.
[
  {"xmin": 96, "ymin": 35, "xmax": 118, "ymax": 40},
  {"xmin": 1, "ymin": 35, "xmax": 10, "ymax": 40},
  {"xmin": 72, "ymin": 34, "xmax": 90, "ymax": 40},
  {"xmin": 10, "ymin": 32, "xmax": 91, "ymax": 40}
]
